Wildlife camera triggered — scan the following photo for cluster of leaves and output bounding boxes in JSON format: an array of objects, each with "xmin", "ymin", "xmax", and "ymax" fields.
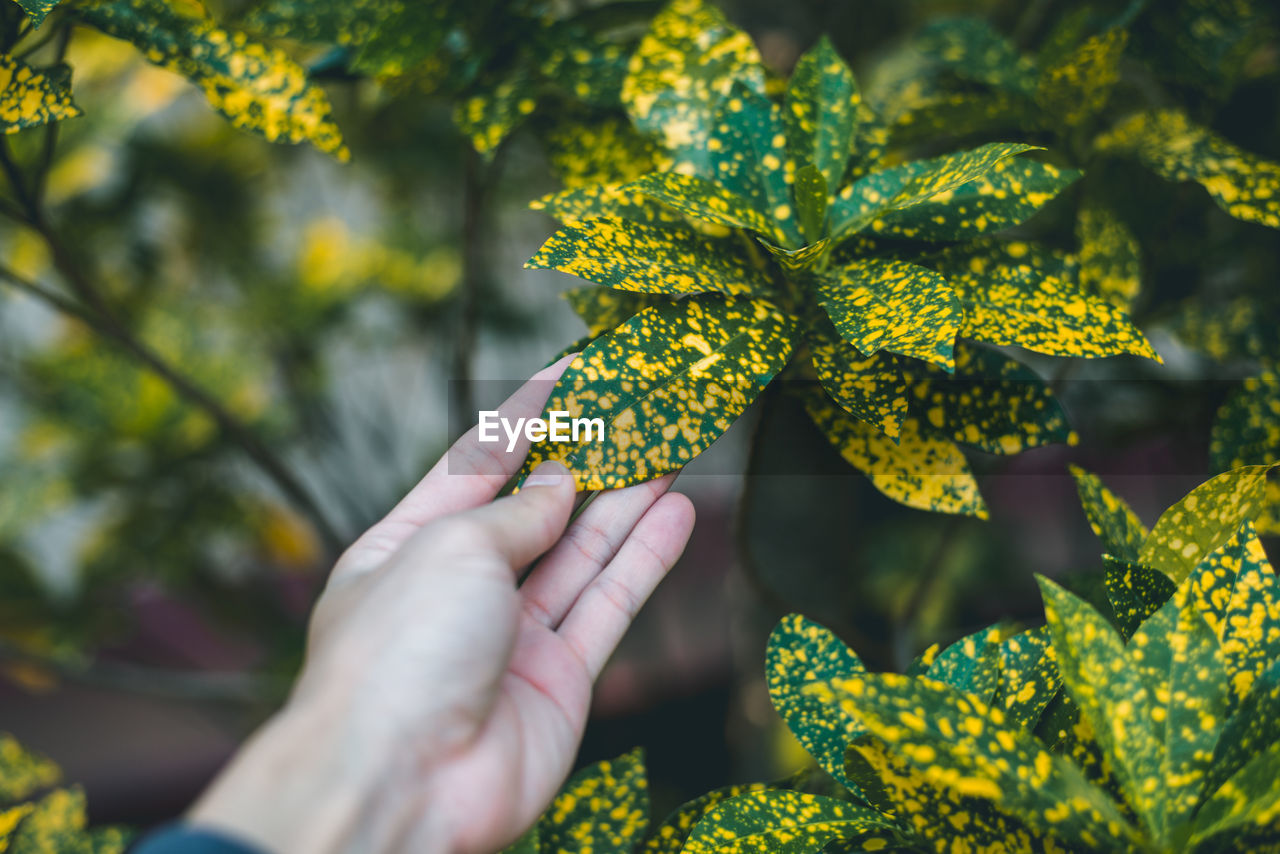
[
  {"xmin": 520, "ymin": 0, "xmax": 1157, "ymax": 518},
  {"xmin": 0, "ymin": 732, "xmax": 127, "ymax": 852},
  {"xmin": 666, "ymin": 463, "xmax": 1280, "ymax": 852}
]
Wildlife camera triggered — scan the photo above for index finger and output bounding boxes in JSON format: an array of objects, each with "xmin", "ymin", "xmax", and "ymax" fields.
[{"xmin": 335, "ymin": 353, "xmax": 578, "ymax": 578}]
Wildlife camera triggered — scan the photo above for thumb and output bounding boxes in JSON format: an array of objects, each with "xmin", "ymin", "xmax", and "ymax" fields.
[{"xmin": 461, "ymin": 461, "xmax": 576, "ymax": 568}]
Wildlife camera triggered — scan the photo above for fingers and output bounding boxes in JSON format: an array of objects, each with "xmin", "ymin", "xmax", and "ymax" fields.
[
  {"xmin": 556, "ymin": 492, "xmax": 695, "ymax": 681},
  {"xmin": 458, "ymin": 462, "xmax": 576, "ymax": 568},
  {"xmin": 334, "ymin": 354, "xmax": 578, "ymax": 579},
  {"xmin": 519, "ymin": 474, "xmax": 677, "ymax": 628}
]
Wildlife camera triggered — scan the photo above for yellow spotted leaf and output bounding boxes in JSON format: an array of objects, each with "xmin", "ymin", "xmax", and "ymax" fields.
[
  {"xmin": 0, "ymin": 54, "xmax": 81, "ymax": 133},
  {"xmin": 562, "ymin": 287, "xmax": 668, "ymax": 338},
  {"xmin": 77, "ymin": 0, "xmax": 348, "ymax": 159},
  {"xmin": 1095, "ymin": 109, "xmax": 1280, "ymax": 229},
  {"xmin": 1070, "ymin": 465, "xmax": 1148, "ymax": 562},
  {"xmin": 682, "ymin": 790, "xmax": 897, "ymax": 854},
  {"xmin": 628, "ymin": 171, "xmax": 786, "ymax": 244},
  {"xmin": 803, "ymin": 388, "xmax": 987, "ymax": 518},
  {"xmin": 544, "ymin": 116, "xmax": 657, "ymax": 190},
  {"xmin": 519, "ymin": 294, "xmax": 795, "ymax": 490},
  {"xmin": 1077, "ymin": 201, "xmax": 1142, "ymax": 309},
  {"xmin": 15, "ymin": 0, "xmax": 62, "ymax": 27},
  {"xmin": 784, "ymin": 36, "xmax": 860, "ymax": 196},
  {"xmin": 536, "ymin": 749, "xmax": 648, "ymax": 854},
  {"xmin": 455, "ymin": 75, "xmax": 540, "ymax": 160},
  {"xmin": 805, "ymin": 322, "xmax": 909, "ymax": 440},
  {"xmin": 1035, "ymin": 29, "xmax": 1128, "ymax": 128},
  {"xmin": 621, "ymin": 0, "xmax": 766, "ymax": 176},
  {"xmin": 1104, "ymin": 557, "xmax": 1175, "ymax": 640},
  {"xmin": 0, "ymin": 735, "xmax": 59, "ymax": 803},
  {"xmin": 1137, "ymin": 465, "xmax": 1274, "ymax": 581},
  {"xmin": 641, "ymin": 781, "xmax": 776, "ymax": 854},
  {"xmin": 527, "ymin": 218, "xmax": 766, "ymax": 297},
  {"xmin": 817, "ymin": 257, "xmax": 961, "ymax": 371}
]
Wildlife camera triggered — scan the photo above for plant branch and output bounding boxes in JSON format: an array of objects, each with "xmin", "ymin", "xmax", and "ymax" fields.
[{"xmin": 0, "ymin": 143, "xmax": 345, "ymax": 557}]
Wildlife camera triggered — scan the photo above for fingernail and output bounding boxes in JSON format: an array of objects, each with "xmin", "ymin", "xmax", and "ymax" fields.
[{"xmin": 524, "ymin": 460, "xmax": 570, "ymax": 488}]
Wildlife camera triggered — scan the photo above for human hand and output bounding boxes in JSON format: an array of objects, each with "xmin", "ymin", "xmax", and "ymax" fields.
[{"xmin": 188, "ymin": 355, "xmax": 696, "ymax": 854}]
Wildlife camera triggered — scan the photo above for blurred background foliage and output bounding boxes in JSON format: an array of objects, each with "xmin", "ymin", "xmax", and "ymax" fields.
[{"xmin": 0, "ymin": 0, "xmax": 1277, "ymax": 833}]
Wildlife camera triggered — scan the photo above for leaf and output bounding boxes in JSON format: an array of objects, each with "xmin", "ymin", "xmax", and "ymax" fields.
[
  {"xmin": 642, "ymin": 782, "xmax": 774, "ymax": 854},
  {"xmin": 906, "ymin": 344, "xmax": 1071, "ymax": 455},
  {"xmin": 991, "ymin": 626, "xmax": 1061, "ymax": 730},
  {"xmin": 926, "ymin": 623, "xmax": 1006, "ymax": 703},
  {"xmin": 792, "ymin": 164, "xmax": 829, "ymax": 245},
  {"xmin": 544, "ymin": 116, "xmax": 657, "ymax": 191},
  {"xmin": 1104, "ymin": 557, "xmax": 1176, "ymax": 639},
  {"xmin": 0, "ymin": 734, "xmax": 60, "ymax": 802},
  {"xmin": 76, "ymin": 0, "xmax": 348, "ymax": 159},
  {"xmin": 817, "ymin": 257, "xmax": 961, "ymax": 371},
  {"xmin": 537, "ymin": 749, "xmax": 648, "ymax": 854},
  {"xmin": 1138, "ymin": 466, "xmax": 1273, "ymax": 581},
  {"xmin": 6, "ymin": 787, "xmax": 126, "ymax": 854},
  {"xmin": 766, "ymin": 614, "xmax": 868, "ymax": 792},
  {"xmin": 628, "ymin": 172, "xmax": 785, "ymax": 243},
  {"xmin": 1190, "ymin": 739, "xmax": 1280, "ymax": 850},
  {"xmin": 807, "ymin": 669, "xmax": 1140, "ymax": 849},
  {"xmin": 563, "ymin": 287, "xmax": 669, "ymax": 337},
  {"xmin": 1211, "ymin": 371, "xmax": 1280, "ymax": 473},
  {"xmin": 621, "ymin": 0, "xmax": 766, "ymax": 175},
  {"xmin": 527, "ymin": 218, "xmax": 765, "ymax": 297},
  {"xmin": 884, "ymin": 90, "xmax": 1036, "ymax": 147},
  {"xmin": 519, "ymin": 294, "xmax": 795, "ymax": 490},
  {"xmin": 1077, "ymin": 201, "xmax": 1142, "ymax": 309},
  {"xmin": 927, "ymin": 239, "xmax": 1159, "ymax": 361},
  {"xmin": 913, "ymin": 17, "xmax": 1037, "ymax": 95},
  {"xmin": 805, "ymin": 323, "xmax": 909, "ymax": 440},
  {"xmin": 784, "ymin": 37, "xmax": 859, "ymax": 195},
  {"xmin": 682, "ymin": 790, "xmax": 896, "ymax": 854},
  {"xmin": 455, "ymin": 74, "xmax": 541, "ymax": 159},
  {"xmin": 14, "ymin": 0, "xmax": 61, "ymax": 27},
  {"xmin": 1035, "ymin": 29, "xmax": 1128, "ymax": 128},
  {"xmin": 803, "ymin": 389, "xmax": 988, "ymax": 518},
  {"xmin": 1037, "ymin": 577, "xmax": 1164, "ymax": 839},
  {"xmin": 1070, "ymin": 466, "xmax": 1148, "ymax": 562},
  {"xmin": 1186, "ymin": 524, "xmax": 1280, "ymax": 701},
  {"xmin": 707, "ymin": 83, "xmax": 799, "ymax": 245},
  {"xmin": 1095, "ymin": 109, "xmax": 1280, "ymax": 229},
  {"xmin": 0, "ymin": 54, "xmax": 81, "ymax": 133},
  {"xmin": 531, "ymin": 184, "xmax": 681, "ymax": 228},
  {"xmin": 828, "ymin": 142, "xmax": 1041, "ymax": 239},
  {"xmin": 870, "ymin": 157, "xmax": 1080, "ymax": 243},
  {"xmin": 1208, "ymin": 657, "xmax": 1280, "ymax": 798},
  {"xmin": 538, "ymin": 29, "xmax": 630, "ymax": 109}
]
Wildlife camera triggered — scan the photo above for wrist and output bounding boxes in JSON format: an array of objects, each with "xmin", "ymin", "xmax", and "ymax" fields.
[{"xmin": 189, "ymin": 699, "xmax": 453, "ymax": 854}]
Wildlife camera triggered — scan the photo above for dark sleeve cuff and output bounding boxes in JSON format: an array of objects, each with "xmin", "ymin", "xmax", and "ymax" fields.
[{"xmin": 129, "ymin": 825, "xmax": 266, "ymax": 854}]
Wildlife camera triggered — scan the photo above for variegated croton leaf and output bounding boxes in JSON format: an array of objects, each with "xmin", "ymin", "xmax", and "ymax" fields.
[
  {"xmin": 524, "ymin": 0, "xmax": 1157, "ymax": 513},
  {"xmin": 688, "ymin": 468, "xmax": 1280, "ymax": 853},
  {"xmin": 0, "ymin": 732, "xmax": 129, "ymax": 853},
  {"xmin": 0, "ymin": 53, "xmax": 81, "ymax": 133}
]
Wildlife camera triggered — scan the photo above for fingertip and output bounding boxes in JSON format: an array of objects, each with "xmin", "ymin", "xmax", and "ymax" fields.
[{"xmin": 533, "ymin": 352, "xmax": 581, "ymax": 383}]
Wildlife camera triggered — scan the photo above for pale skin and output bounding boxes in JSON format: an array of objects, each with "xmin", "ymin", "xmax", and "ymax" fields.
[{"xmin": 190, "ymin": 355, "xmax": 696, "ymax": 854}]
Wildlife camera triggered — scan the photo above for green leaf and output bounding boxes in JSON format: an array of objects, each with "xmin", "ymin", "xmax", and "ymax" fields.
[
  {"xmin": 870, "ymin": 157, "xmax": 1079, "ymax": 243},
  {"xmin": 808, "ymin": 669, "xmax": 1140, "ymax": 849},
  {"xmin": 817, "ymin": 257, "xmax": 961, "ymax": 371},
  {"xmin": 766, "ymin": 614, "xmax": 868, "ymax": 792},
  {"xmin": 1104, "ymin": 557, "xmax": 1175, "ymax": 639},
  {"xmin": 882, "ymin": 90, "xmax": 1036, "ymax": 147},
  {"xmin": 628, "ymin": 172, "xmax": 786, "ymax": 243},
  {"xmin": 1186, "ymin": 524, "xmax": 1280, "ymax": 701},
  {"xmin": 805, "ymin": 323, "xmax": 909, "ymax": 440},
  {"xmin": 1208, "ymin": 658, "xmax": 1280, "ymax": 798},
  {"xmin": 1211, "ymin": 371, "xmax": 1280, "ymax": 473},
  {"xmin": 537, "ymin": 749, "xmax": 648, "ymax": 853},
  {"xmin": 1038, "ymin": 577, "xmax": 1164, "ymax": 839},
  {"xmin": 8, "ymin": 787, "xmax": 127, "ymax": 854},
  {"xmin": 0, "ymin": 53, "xmax": 81, "ymax": 133},
  {"xmin": 455, "ymin": 74, "xmax": 541, "ymax": 159},
  {"xmin": 1035, "ymin": 29, "xmax": 1128, "ymax": 128},
  {"xmin": 1077, "ymin": 201, "xmax": 1142, "ymax": 309},
  {"xmin": 77, "ymin": 0, "xmax": 348, "ymax": 159},
  {"xmin": 642, "ymin": 781, "xmax": 775, "ymax": 854},
  {"xmin": 793, "ymin": 164, "xmax": 829, "ymax": 245},
  {"xmin": 527, "ymin": 218, "xmax": 765, "ymax": 297},
  {"xmin": 544, "ymin": 116, "xmax": 657, "ymax": 191},
  {"xmin": 563, "ymin": 287, "xmax": 669, "ymax": 338},
  {"xmin": 913, "ymin": 17, "xmax": 1037, "ymax": 95},
  {"xmin": 907, "ymin": 344, "xmax": 1071, "ymax": 455},
  {"xmin": 756, "ymin": 237, "xmax": 831, "ymax": 273},
  {"xmin": 927, "ymin": 239, "xmax": 1159, "ymax": 361},
  {"xmin": 519, "ymin": 295, "xmax": 794, "ymax": 489},
  {"xmin": 926, "ymin": 623, "xmax": 1005, "ymax": 703},
  {"xmin": 784, "ymin": 37, "xmax": 859, "ymax": 195},
  {"xmin": 1137, "ymin": 466, "xmax": 1274, "ymax": 581},
  {"xmin": 803, "ymin": 389, "xmax": 988, "ymax": 518},
  {"xmin": 621, "ymin": 0, "xmax": 766, "ymax": 176},
  {"xmin": 828, "ymin": 142, "xmax": 1041, "ymax": 239},
  {"xmin": 531, "ymin": 184, "xmax": 680, "ymax": 228},
  {"xmin": 539, "ymin": 29, "xmax": 630, "ymax": 109},
  {"xmin": 707, "ymin": 83, "xmax": 799, "ymax": 245},
  {"xmin": 1190, "ymin": 739, "xmax": 1280, "ymax": 850},
  {"xmin": 990, "ymin": 626, "xmax": 1061, "ymax": 730},
  {"xmin": 1070, "ymin": 465, "xmax": 1148, "ymax": 562},
  {"xmin": 0, "ymin": 734, "xmax": 60, "ymax": 802},
  {"xmin": 682, "ymin": 790, "xmax": 896, "ymax": 854},
  {"xmin": 14, "ymin": 0, "xmax": 61, "ymax": 27},
  {"xmin": 1095, "ymin": 109, "xmax": 1280, "ymax": 229}
]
